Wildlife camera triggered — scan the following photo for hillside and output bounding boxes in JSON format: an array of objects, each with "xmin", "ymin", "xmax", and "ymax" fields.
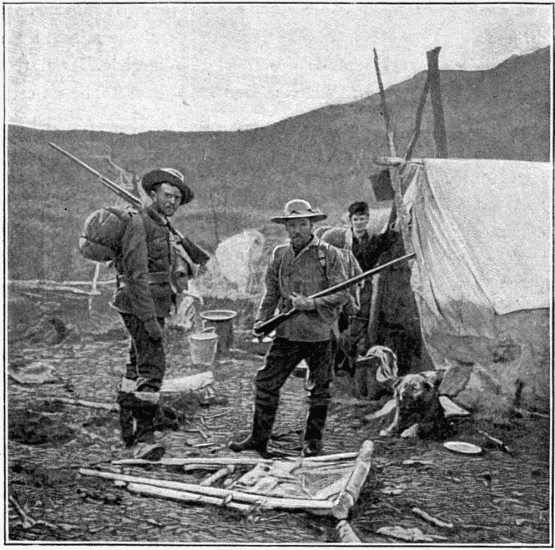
[{"xmin": 7, "ymin": 47, "xmax": 550, "ymax": 281}]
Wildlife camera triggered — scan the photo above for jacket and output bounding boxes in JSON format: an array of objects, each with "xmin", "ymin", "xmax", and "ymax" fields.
[
  {"xmin": 257, "ymin": 236, "xmax": 349, "ymax": 342},
  {"xmin": 111, "ymin": 206, "xmax": 174, "ymax": 320}
]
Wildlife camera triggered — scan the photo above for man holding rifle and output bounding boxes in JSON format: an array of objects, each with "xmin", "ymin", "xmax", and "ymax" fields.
[
  {"xmin": 229, "ymin": 199, "xmax": 350, "ymax": 458},
  {"xmin": 111, "ymin": 168, "xmax": 194, "ymax": 460}
]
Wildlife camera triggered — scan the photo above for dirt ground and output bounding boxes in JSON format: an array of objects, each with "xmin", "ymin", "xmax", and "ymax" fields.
[{"xmin": 6, "ymin": 309, "xmax": 552, "ymax": 545}]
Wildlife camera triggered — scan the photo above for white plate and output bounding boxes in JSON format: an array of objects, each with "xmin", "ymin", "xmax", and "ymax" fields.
[{"xmin": 443, "ymin": 441, "xmax": 483, "ymax": 455}]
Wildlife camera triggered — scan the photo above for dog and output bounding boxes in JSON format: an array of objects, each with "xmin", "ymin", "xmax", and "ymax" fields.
[{"xmin": 379, "ymin": 372, "xmax": 448, "ymax": 439}]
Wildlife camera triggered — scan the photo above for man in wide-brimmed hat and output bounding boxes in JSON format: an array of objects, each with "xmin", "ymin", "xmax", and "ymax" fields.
[
  {"xmin": 229, "ymin": 199, "xmax": 350, "ymax": 458},
  {"xmin": 111, "ymin": 168, "xmax": 194, "ymax": 460}
]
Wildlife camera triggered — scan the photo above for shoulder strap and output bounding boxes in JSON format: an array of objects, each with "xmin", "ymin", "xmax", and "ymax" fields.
[{"xmin": 317, "ymin": 241, "xmax": 328, "ymax": 269}]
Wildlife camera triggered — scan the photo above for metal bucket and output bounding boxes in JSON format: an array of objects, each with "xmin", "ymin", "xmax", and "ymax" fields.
[
  {"xmin": 199, "ymin": 310, "xmax": 238, "ymax": 355},
  {"xmin": 188, "ymin": 327, "xmax": 218, "ymax": 366}
]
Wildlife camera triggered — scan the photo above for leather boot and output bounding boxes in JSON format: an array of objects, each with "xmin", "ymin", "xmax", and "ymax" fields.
[
  {"xmin": 130, "ymin": 403, "xmax": 165, "ymax": 459},
  {"xmin": 228, "ymin": 403, "xmax": 277, "ymax": 459},
  {"xmin": 116, "ymin": 391, "xmax": 135, "ymax": 448},
  {"xmin": 134, "ymin": 403, "xmax": 159, "ymax": 444},
  {"xmin": 302, "ymin": 403, "xmax": 329, "ymax": 457}
]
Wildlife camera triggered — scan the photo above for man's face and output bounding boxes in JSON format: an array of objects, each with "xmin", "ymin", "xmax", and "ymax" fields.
[
  {"xmin": 151, "ymin": 183, "xmax": 182, "ymax": 217},
  {"xmin": 284, "ymin": 218, "xmax": 313, "ymax": 248},
  {"xmin": 350, "ymin": 213, "xmax": 369, "ymax": 236}
]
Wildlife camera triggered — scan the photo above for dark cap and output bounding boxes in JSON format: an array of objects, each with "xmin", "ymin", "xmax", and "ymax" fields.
[
  {"xmin": 142, "ymin": 168, "xmax": 194, "ymax": 205},
  {"xmin": 348, "ymin": 201, "xmax": 369, "ymax": 217}
]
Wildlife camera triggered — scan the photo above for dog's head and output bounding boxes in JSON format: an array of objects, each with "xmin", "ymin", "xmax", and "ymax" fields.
[{"xmin": 394, "ymin": 373, "xmax": 434, "ymax": 402}]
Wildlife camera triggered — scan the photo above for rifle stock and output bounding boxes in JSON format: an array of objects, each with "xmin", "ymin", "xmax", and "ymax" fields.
[
  {"xmin": 253, "ymin": 252, "xmax": 415, "ymax": 336},
  {"xmin": 49, "ymin": 142, "xmax": 210, "ymax": 267}
]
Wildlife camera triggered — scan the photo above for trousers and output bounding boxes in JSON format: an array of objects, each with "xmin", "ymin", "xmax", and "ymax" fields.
[
  {"xmin": 118, "ymin": 313, "xmax": 166, "ymax": 446},
  {"xmin": 121, "ymin": 313, "xmax": 166, "ymax": 392},
  {"xmin": 255, "ymin": 338, "xmax": 333, "ymax": 410}
]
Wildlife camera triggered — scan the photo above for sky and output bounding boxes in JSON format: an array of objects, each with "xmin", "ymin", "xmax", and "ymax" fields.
[{"xmin": 5, "ymin": 3, "xmax": 552, "ymax": 133}]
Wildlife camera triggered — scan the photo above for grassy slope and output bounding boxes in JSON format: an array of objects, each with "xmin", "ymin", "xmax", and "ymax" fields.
[{"xmin": 7, "ymin": 47, "xmax": 550, "ymax": 280}]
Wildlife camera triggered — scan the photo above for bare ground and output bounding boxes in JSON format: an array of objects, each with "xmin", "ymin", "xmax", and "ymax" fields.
[{"xmin": 6, "ymin": 324, "xmax": 552, "ymax": 545}]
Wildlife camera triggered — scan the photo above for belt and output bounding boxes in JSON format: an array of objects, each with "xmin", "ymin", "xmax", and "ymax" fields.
[
  {"xmin": 148, "ymin": 271, "xmax": 171, "ymax": 284},
  {"xmin": 117, "ymin": 272, "xmax": 171, "ymax": 287}
]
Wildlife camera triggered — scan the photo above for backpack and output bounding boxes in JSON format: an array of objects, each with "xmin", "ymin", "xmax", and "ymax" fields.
[{"xmin": 78, "ymin": 207, "xmax": 134, "ymax": 262}]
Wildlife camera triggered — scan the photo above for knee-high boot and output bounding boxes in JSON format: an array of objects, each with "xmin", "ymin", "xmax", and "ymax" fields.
[
  {"xmin": 228, "ymin": 403, "xmax": 277, "ymax": 459},
  {"xmin": 302, "ymin": 402, "xmax": 329, "ymax": 457},
  {"xmin": 116, "ymin": 391, "xmax": 136, "ymax": 448}
]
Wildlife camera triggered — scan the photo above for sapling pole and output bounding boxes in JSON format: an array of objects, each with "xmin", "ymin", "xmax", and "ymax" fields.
[
  {"xmin": 332, "ymin": 440, "xmax": 374, "ymax": 519},
  {"xmin": 79, "ymin": 468, "xmax": 334, "ymax": 512}
]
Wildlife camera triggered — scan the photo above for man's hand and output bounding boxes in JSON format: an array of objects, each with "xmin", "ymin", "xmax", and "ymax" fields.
[
  {"xmin": 252, "ymin": 319, "xmax": 265, "ymax": 335},
  {"xmin": 290, "ymin": 293, "xmax": 316, "ymax": 311},
  {"xmin": 144, "ymin": 318, "xmax": 163, "ymax": 342}
]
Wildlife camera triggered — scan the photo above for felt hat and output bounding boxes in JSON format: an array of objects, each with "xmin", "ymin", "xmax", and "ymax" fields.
[
  {"xmin": 142, "ymin": 168, "xmax": 194, "ymax": 205},
  {"xmin": 270, "ymin": 199, "xmax": 327, "ymax": 224}
]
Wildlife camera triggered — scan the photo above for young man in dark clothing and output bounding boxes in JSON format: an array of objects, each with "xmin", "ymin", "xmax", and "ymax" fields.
[
  {"xmin": 229, "ymin": 199, "xmax": 349, "ymax": 458},
  {"xmin": 111, "ymin": 168, "xmax": 194, "ymax": 460},
  {"xmin": 322, "ymin": 201, "xmax": 399, "ymax": 374}
]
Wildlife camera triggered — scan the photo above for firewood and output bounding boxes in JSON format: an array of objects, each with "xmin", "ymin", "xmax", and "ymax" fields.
[
  {"xmin": 332, "ymin": 440, "xmax": 374, "ymax": 519},
  {"xmin": 9, "ymin": 495, "xmax": 61, "ymax": 531},
  {"xmin": 411, "ymin": 507, "xmax": 454, "ymax": 529},
  {"xmin": 45, "ymin": 396, "xmax": 119, "ymax": 411}
]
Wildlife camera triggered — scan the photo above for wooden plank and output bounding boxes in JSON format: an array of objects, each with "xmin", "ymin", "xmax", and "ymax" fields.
[
  {"xmin": 373, "ymin": 156, "xmax": 424, "ymax": 167},
  {"xmin": 50, "ymin": 397, "xmax": 119, "ymax": 412}
]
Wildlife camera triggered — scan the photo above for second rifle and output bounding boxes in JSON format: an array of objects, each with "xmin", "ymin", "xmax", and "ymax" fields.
[
  {"xmin": 254, "ymin": 252, "xmax": 416, "ymax": 336},
  {"xmin": 49, "ymin": 142, "xmax": 210, "ymax": 267}
]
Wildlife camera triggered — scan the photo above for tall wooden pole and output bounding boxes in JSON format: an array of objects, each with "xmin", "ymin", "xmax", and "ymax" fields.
[
  {"xmin": 426, "ymin": 47, "xmax": 448, "ymax": 157},
  {"xmin": 373, "ymin": 48, "xmax": 397, "ymax": 157},
  {"xmin": 372, "ymin": 49, "xmax": 412, "ymax": 252},
  {"xmin": 404, "ymin": 75, "xmax": 431, "ymax": 161}
]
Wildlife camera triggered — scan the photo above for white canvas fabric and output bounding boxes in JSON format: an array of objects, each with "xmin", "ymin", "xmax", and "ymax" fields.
[
  {"xmin": 400, "ymin": 158, "xmax": 551, "ymax": 412},
  {"xmin": 403, "ymin": 159, "xmax": 551, "ymax": 319}
]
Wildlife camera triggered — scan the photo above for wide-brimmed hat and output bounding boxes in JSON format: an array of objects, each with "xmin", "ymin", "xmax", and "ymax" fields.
[
  {"xmin": 142, "ymin": 168, "xmax": 194, "ymax": 205},
  {"xmin": 270, "ymin": 199, "xmax": 327, "ymax": 224}
]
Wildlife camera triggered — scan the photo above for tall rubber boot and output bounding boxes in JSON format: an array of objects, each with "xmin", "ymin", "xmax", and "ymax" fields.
[
  {"xmin": 132, "ymin": 403, "xmax": 165, "ymax": 461},
  {"xmin": 302, "ymin": 403, "xmax": 329, "ymax": 457},
  {"xmin": 116, "ymin": 391, "xmax": 136, "ymax": 448},
  {"xmin": 228, "ymin": 403, "xmax": 277, "ymax": 459}
]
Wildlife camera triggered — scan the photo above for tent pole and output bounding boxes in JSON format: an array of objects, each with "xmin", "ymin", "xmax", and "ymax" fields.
[
  {"xmin": 404, "ymin": 74, "xmax": 431, "ymax": 161},
  {"xmin": 372, "ymin": 49, "xmax": 412, "ymax": 252},
  {"xmin": 427, "ymin": 47, "xmax": 449, "ymax": 157}
]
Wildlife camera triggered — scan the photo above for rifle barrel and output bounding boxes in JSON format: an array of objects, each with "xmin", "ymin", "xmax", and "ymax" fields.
[
  {"xmin": 254, "ymin": 251, "xmax": 416, "ymax": 335},
  {"xmin": 49, "ymin": 142, "xmax": 142, "ymax": 209},
  {"xmin": 309, "ymin": 251, "xmax": 415, "ymax": 300},
  {"xmin": 50, "ymin": 141, "xmax": 211, "ymax": 268}
]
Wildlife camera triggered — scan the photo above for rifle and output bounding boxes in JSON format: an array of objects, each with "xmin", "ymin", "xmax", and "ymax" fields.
[
  {"xmin": 49, "ymin": 142, "xmax": 210, "ymax": 268},
  {"xmin": 253, "ymin": 252, "xmax": 416, "ymax": 336}
]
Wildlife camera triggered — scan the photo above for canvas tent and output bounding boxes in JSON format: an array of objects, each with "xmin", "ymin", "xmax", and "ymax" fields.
[{"xmin": 396, "ymin": 158, "xmax": 551, "ymax": 417}]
